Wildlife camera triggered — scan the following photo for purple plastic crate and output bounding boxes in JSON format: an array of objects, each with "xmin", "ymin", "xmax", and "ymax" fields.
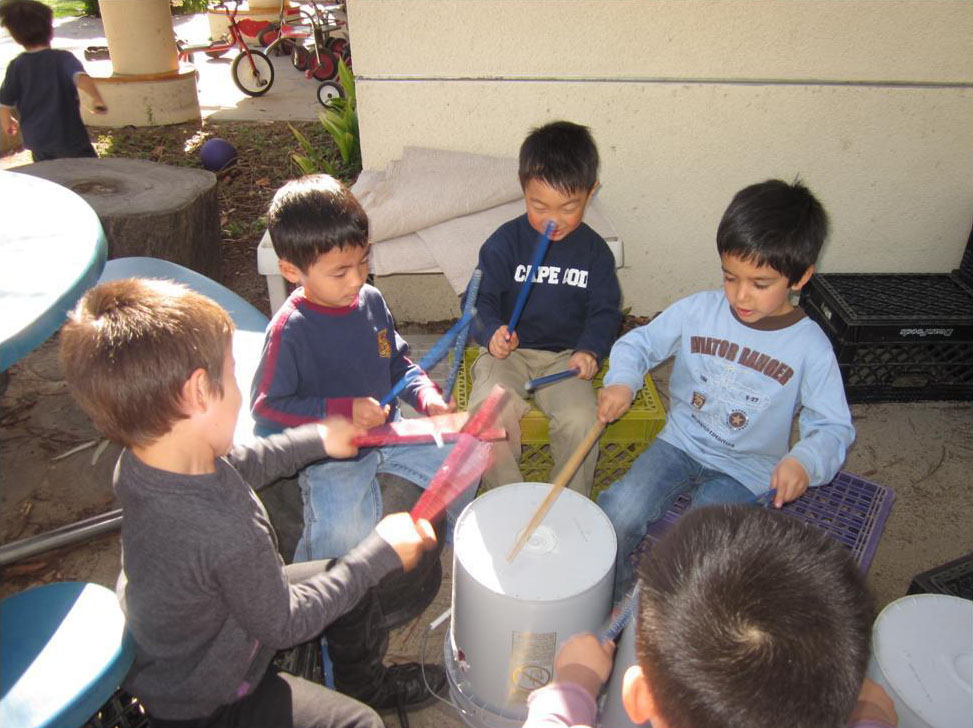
[{"xmin": 638, "ymin": 471, "xmax": 895, "ymax": 573}]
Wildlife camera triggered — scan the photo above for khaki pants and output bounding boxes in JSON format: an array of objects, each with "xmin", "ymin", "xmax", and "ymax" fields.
[{"xmin": 468, "ymin": 347, "xmax": 598, "ymax": 496}]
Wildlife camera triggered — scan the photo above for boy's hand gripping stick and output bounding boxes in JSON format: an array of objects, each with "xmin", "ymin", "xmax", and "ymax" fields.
[
  {"xmin": 410, "ymin": 384, "xmax": 510, "ymax": 524},
  {"xmin": 505, "ymin": 221, "xmax": 555, "ymax": 338},
  {"xmin": 443, "ymin": 268, "xmax": 482, "ymax": 401},
  {"xmin": 378, "ymin": 309, "xmax": 475, "ymax": 408}
]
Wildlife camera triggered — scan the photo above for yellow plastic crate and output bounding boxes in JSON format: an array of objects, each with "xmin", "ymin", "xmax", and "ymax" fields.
[{"xmin": 453, "ymin": 347, "xmax": 666, "ymax": 495}]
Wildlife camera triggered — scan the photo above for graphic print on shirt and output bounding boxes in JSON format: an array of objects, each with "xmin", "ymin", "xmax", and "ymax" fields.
[
  {"xmin": 688, "ymin": 335, "xmax": 796, "ymax": 444},
  {"xmin": 376, "ymin": 328, "xmax": 391, "ymax": 358},
  {"xmin": 513, "ymin": 265, "xmax": 589, "ymax": 289}
]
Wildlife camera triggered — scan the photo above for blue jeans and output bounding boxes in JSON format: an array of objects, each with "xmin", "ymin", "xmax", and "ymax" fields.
[
  {"xmin": 294, "ymin": 440, "xmax": 473, "ymax": 562},
  {"xmin": 596, "ymin": 438, "xmax": 755, "ymax": 598}
]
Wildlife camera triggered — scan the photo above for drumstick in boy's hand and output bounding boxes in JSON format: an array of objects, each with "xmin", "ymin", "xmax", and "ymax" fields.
[
  {"xmin": 506, "ymin": 220, "xmax": 555, "ymax": 339},
  {"xmin": 378, "ymin": 309, "xmax": 475, "ymax": 408},
  {"xmin": 443, "ymin": 268, "xmax": 482, "ymax": 402},
  {"xmin": 525, "ymin": 367, "xmax": 579, "ymax": 393},
  {"xmin": 507, "ymin": 419, "xmax": 605, "ymax": 561},
  {"xmin": 410, "ymin": 434, "xmax": 493, "ymax": 524}
]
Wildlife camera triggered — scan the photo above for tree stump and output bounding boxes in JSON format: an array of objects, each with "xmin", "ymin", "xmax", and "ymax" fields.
[{"xmin": 15, "ymin": 158, "xmax": 222, "ymax": 280}]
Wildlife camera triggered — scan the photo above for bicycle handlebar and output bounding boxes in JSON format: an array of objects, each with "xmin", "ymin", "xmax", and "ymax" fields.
[{"xmin": 211, "ymin": 0, "xmax": 241, "ymax": 16}]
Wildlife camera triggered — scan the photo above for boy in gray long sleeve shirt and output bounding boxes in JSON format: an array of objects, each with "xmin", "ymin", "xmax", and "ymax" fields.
[{"xmin": 60, "ymin": 278, "xmax": 439, "ymax": 728}]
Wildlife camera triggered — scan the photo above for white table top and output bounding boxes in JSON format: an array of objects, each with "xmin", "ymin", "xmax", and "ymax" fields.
[{"xmin": 0, "ymin": 170, "xmax": 107, "ymax": 370}]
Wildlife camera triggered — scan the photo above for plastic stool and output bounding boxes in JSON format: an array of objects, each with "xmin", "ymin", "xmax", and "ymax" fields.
[{"xmin": 1, "ymin": 582, "xmax": 134, "ymax": 728}]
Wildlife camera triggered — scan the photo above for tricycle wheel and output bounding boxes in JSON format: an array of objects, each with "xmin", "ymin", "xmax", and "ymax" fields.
[
  {"xmin": 325, "ymin": 37, "xmax": 347, "ymax": 55},
  {"xmin": 231, "ymin": 50, "xmax": 275, "ymax": 96},
  {"xmin": 317, "ymin": 80, "xmax": 345, "ymax": 108},
  {"xmin": 291, "ymin": 44, "xmax": 310, "ymax": 71},
  {"xmin": 308, "ymin": 49, "xmax": 338, "ymax": 81}
]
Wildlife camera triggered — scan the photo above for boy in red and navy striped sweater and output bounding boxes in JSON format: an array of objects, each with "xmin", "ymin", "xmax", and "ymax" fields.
[
  {"xmin": 251, "ymin": 175, "xmax": 469, "ymax": 713},
  {"xmin": 251, "ymin": 174, "xmax": 466, "ymax": 563}
]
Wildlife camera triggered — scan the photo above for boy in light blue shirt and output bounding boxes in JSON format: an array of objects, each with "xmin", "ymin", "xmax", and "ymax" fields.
[{"xmin": 597, "ymin": 179, "xmax": 854, "ymax": 596}]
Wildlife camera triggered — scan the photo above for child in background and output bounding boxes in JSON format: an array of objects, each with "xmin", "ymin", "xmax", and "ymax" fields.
[
  {"xmin": 524, "ymin": 505, "xmax": 898, "ymax": 728},
  {"xmin": 597, "ymin": 179, "xmax": 854, "ymax": 597},
  {"xmin": 0, "ymin": 0, "xmax": 107, "ymax": 161},
  {"xmin": 468, "ymin": 120, "xmax": 622, "ymax": 496},
  {"xmin": 60, "ymin": 278, "xmax": 438, "ymax": 728}
]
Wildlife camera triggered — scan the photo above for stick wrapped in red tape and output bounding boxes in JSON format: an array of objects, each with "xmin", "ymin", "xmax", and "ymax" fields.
[{"xmin": 409, "ymin": 384, "xmax": 511, "ymax": 523}]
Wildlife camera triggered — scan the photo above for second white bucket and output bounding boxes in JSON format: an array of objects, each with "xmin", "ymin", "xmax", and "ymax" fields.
[
  {"xmin": 445, "ymin": 482, "xmax": 617, "ymax": 728},
  {"xmin": 867, "ymin": 594, "xmax": 972, "ymax": 728}
]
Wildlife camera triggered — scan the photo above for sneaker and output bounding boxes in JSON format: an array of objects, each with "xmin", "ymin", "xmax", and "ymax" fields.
[{"xmin": 365, "ymin": 662, "xmax": 447, "ymax": 714}]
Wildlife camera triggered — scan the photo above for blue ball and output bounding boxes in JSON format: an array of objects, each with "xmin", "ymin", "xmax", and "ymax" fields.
[{"xmin": 200, "ymin": 138, "xmax": 237, "ymax": 172}]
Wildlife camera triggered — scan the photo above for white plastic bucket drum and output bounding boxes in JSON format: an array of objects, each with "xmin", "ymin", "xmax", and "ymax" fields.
[
  {"xmin": 867, "ymin": 594, "xmax": 972, "ymax": 728},
  {"xmin": 445, "ymin": 482, "xmax": 616, "ymax": 728},
  {"xmin": 599, "ymin": 594, "xmax": 649, "ymax": 728}
]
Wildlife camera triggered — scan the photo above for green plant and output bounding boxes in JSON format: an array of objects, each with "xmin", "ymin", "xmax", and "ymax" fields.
[
  {"xmin": 42, "ymin": 0, "xmax": 89, "ymax": 17},
  {"xmin": 290, "ymin": 60, "xmax": 361, "ymax": 177},
  {"xmin": 171, "ymin": 0, "xmax": 208, "ymax": 14},
  {"xmin": 289, "ymin": 122, "xmax": 336, "ymax": 176}
]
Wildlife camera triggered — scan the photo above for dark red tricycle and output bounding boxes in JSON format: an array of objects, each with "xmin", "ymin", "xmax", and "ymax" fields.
[{"xmin": 176, "ymin": 0, "xmax": 275, "ymax": 96}]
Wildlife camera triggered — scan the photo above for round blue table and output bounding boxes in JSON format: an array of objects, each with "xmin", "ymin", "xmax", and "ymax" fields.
[
  {"xmin": 0, "ymin": 582, "xmax": 134, "ymax": 728},
  {"xmin": 0, "ymin": 170, "xmax": 107, "ymax": 371}
]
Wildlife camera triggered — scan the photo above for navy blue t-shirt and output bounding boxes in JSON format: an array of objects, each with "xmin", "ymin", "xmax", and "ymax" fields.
[
  {"xmin": 470, "ymin": 214, "xmax": 622, "ymax": 360},
  {"xmin": 0, "ymin": 48, "xmax": 96, "ymax": 159}
]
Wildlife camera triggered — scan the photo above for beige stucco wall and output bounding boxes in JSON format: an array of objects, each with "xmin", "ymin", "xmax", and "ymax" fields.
[{"xmin": 349, "ymin": 0, "xmax": 973, "ymax": 318}]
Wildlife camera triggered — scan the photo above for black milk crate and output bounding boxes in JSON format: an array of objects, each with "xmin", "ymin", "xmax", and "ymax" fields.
[
  {"xmin": 907, "ymin": 552, "xmax": 973, "ymax": 601},
  {"xmin": 801, "ymin": 273, "xmax": 973, "ymax": 402}
]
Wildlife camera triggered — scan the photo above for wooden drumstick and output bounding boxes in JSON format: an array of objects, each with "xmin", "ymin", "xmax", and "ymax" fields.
[{"xmin": 506, "ymin": 419, "xmax": 605, "ymax": 562}]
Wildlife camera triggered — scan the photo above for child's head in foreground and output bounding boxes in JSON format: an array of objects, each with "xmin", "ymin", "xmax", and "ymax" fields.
[
  {"xmin": 626, "ymin": 505, "xmax": 873, "ymax": 728},
  {"xmin": 0, "ymin": 0, "xmax": 53, "ymax": 48},
  {"xmin": 518, "ymin": 120, "xmax": 599, "ymax": 242},
  {"xmin": 267, "ymin": 173, "xmax": 370, "ymax": 309},
  {"xmin": 59, "ymin": 278, "xmax": 236, "ymax": 452},
  {"xmin": 716, "ymin": 178, "xmax": 828, "ymax": 324}
]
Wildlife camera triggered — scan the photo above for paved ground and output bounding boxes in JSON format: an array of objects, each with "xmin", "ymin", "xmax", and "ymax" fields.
[
  {"xmin": 1, "ymin": 12, "xmax": 324, "ymax": 129},
  {"xmin": 3, "ymin": 14, "xmax": 973, "ymax": 728}
]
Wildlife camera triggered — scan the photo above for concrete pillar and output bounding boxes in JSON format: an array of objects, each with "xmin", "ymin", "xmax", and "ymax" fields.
[
  {"xmin": 101, "ymin": 0, "xmax": 178, "ymax": 75},
  {"xmin": 86, "ymin": 0, "xmax": 200, "ymax": 128}
]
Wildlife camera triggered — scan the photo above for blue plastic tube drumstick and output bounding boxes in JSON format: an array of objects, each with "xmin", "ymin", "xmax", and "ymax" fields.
[
  {"xmin": 379, "ymin": 309, "xmax": 476, "ymax": 408},
  {"xmin": 443, "ymin": 269, "xmax": 482, "ymax": 401},
  {"xmin": 598, "ymin": 586, "xmax": 638, "ymax": 643},
  {"xmin": 506, "ymin": 220, "xmax": 555, "ymax": 338},
  {"xmin": 524, "ymin": 367, "xmax": 579, "ymax": 393}
]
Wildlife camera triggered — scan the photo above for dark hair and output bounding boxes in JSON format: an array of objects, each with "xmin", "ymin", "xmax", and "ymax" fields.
[
  {"xmin": 60, "ymin": 278, "xmax": 233, "ymax": 448},
  {"xmin": 635, "ymin": 505, "xmax": 874, "ymax": 728},
  {"xmin": 716, "ymin": 179, "xmax": 829, "ymax": 285},
  {"xmin": 267, "ymin": 174, "xmax": 369, "ymax": 272},
  {"xmin": 518, "ymin": 120, "xmax": 599, "ymax": 194},
  {"xmin": 0, "ymin": 0, "xmax": 53, "ymax": 47}
]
